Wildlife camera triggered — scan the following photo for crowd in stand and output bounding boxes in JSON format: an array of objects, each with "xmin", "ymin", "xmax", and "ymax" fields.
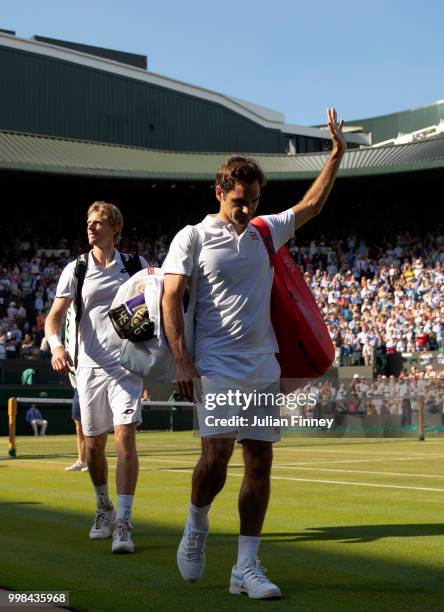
[
  {"xmin": 0, "ymin": 228, "xmax": 172, "ymax": 360},
  {"xmin": 297, "ymin": 371, "xmax": 443, "ymax": 420},
  {"xmin": 0, "ymin": 223, "xmax": 442, "ymax": 373},
  {"xmin": 288, "ymin": 231, "xmax": 443, "ymax": 368}
]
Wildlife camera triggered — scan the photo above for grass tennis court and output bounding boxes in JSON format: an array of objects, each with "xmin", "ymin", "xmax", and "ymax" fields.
[{"xmin": 1, "ymin": 433, "xmax": 444, "ymax": 611}]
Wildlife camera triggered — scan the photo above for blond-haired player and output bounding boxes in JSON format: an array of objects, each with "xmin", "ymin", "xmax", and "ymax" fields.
[{"xmin": 45, "ymin": 202, "xmax": 147, "ymax": 554}]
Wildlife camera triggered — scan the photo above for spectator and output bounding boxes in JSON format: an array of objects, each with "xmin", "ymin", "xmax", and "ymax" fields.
[
  {"xmin": 6, "ymin": 333, "xmax": 18, "ymax": 358},
  {"xmin": 141, "ymin": 388, "xmax": 151, "ymax": 401},
  {"xmin": 7, "ymin": 301, "xmax": 18, "ymax": 321},
  {"xmin": 21, "ymin": 367, "xmax": 37, "ymax": 385},
  {"xmin": 21, "ymin": 333, "xmax": 34, "ymax": 357},
  {"xmin": 26, "ymin": 405, "xmax": 48, "ymax": 436}
]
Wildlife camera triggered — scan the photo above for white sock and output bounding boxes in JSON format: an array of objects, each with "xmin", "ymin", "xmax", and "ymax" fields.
[
  {"xmin": 237, "ymin": 535, "xmax": 260, "ymax": 569},
  {"xmin": 116, "ymin": 494, "xmax": 133, "ymax": 522},
  {"xmin": 187, "ymin": 502, "xmax": 210, "ymax": 531},
  {"xmin": 95, "ymin": 484, "xmax": 111, "ymax": 509}
]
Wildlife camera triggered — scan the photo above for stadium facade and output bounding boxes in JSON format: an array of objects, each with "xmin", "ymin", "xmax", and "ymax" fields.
[
  {"xmin": 0, "ymin": 30, "xmax": 368, "ymax": 155},
  {"xmin": 0, "ymin": 30, "xmax": 443, "ymax": 181},
  {"xmin": 0, "ymin": 30, "xmax": 443, "ymax": 186}
]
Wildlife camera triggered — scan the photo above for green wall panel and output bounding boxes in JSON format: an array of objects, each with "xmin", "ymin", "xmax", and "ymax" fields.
[{"xmin": 0, "ymin": 45, "xmax": 284, "ymax": 154}]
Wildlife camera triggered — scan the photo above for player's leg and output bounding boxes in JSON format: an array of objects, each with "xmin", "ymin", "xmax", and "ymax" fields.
[
  {"xmin": 65, "ymin": 421, "xmax": 87, "ymax": 470},
  {"xmin": 85, "ymin": 433, "xmax": 108, "ymax": 487},
  {"xmin": 66, "ymin": 390, "xmax": 87, "ymax": 471},
  {"xmin": 238, "ymin": 439, "xmax": 272, "ymax": 537},
  {"xmin": 77, "ymin": 368, "xmax": 115, "ymax": 540},
  {"xmin": 229, "ymin": 439, "xmax": 281, "ymax": 599},
  {"xmin": 40, "ymin": 419, "xmax": 48, "ymax": 435},
  {"xmin": 76, "ymin": 419, "xmax": 87, "ymax": 466},
  {"xmin": 108, "ymin": 367, "xmax": 142, "ymax": 554},
  {"xmin": 114, "ymin": 423, "xmax": 138, "ymax": 496},
  {"xmin": 192, "ymin": 436, "xmax": 235, "ymax": 506},
  {"xmin": 112, "ymin": 423, "xmax": 139, "ymax": 553},
  {"xmin": 85, "ymin": 432, "xmax": 115, "ymax": 539},
  {"xmin": 31, "ymin": 419, "xmax": 38, "ymax": 435},
  {"xmin": 230, "ymin": 357, "xmax": 282, "ymax": 600},
  {"xmin": 177, "ymin": 436, "xmax": 235, "ymax": 582}
]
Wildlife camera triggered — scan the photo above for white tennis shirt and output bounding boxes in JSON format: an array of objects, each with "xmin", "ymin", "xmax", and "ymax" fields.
[
  {"xmin": 162, "ymin": 210, "xmax": 295, "ymax": 360},
  {"xmin": 56, "ymin": 251, "xmax": 147, "ymax": 368}
]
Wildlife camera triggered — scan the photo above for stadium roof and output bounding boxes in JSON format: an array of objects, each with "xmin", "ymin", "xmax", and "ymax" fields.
[
  {"xmin": 0, "ymin": 130, "xmax": 443, "ymax": 181},
  {"xmin": 342, "ymin": 100, "xmax": 444, "ymax": 145},
  {"xmin": 0, "ymin": 31, "xmax": 368, "ymax": 147}
]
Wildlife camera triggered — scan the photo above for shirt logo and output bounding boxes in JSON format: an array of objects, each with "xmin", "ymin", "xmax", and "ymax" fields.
[{"xmin": 250, "ymin": 231, "xmax": 258, "ymax": 240}]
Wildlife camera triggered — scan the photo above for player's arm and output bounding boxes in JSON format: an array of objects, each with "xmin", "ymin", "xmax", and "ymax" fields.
[
  {"xmin": 45, "ymin": 296, "xmax": 73, "ymax": 374},
  {"xmin": 291, "ymin": 108, "xmax": 346, "ymax": 230},
  {"xmin": 162, "ymin": 273, "xmax": 200, "ymax": 401}
]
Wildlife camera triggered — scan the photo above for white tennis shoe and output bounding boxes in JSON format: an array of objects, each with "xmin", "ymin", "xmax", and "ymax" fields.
[
  {"xmin": 177, "ymin": 525, "xmax": 208, "ymax": 582},
  {"xmin": 229, "ymin": 560, "xmax": 282, "ymax": 599},
  {"xmin": 65, "ymin": 460, "xmax": 88, "ymax": 472},
  {"xmin": 112, "ymin": 519, "xmax": 134, "ymax": 554},
  {"xmin": 89, "ymin": 504, "xmax": 115, "ymax": 539}
]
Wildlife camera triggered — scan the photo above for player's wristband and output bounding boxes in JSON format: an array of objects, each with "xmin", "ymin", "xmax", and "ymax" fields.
[{"xmin": 48, "ymin": 334, "xmax": 63, "ymax": 353}]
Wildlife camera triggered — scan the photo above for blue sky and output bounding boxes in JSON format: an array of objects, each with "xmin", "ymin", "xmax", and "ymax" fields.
[{"xmin": 2, "ymin": 0, "xmax": 443, "ymax": 125}]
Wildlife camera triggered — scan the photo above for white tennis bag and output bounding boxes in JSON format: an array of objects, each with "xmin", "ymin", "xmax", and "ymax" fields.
[{"xmin": 109, "ymin": 226, "xmax": 202, "ymax": 382}]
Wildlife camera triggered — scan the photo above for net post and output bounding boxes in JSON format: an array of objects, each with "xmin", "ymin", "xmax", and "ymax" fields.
[
  {"xmin": 8, "ymin": 397, "xmax": 17, "ymax": 457},
  {"xmin": 418, "ymin": 396, "xmax": 425, "ymax": 441}
]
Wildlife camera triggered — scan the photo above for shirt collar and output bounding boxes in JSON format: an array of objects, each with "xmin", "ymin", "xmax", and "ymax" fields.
[
  {"xmin": 202, "ymin": 214, "xmax": 249, "ymax": 237},
  {"xmin": 88, "ymin": 249, "xmax": 120, "ymax": 269},
  {"xmin": 202, "ymin": 214, "xmax": 227, "ymax": 229}
]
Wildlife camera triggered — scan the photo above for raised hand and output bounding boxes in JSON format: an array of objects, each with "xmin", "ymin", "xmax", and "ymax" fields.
[{"xmin": 327, "ymin": 107, "xmax": 346, "ymax": 154}]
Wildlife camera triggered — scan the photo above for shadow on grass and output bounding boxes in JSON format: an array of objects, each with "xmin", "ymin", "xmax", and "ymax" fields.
[
  {"xmin": 1, "ymin": 502, "xmax": 444, "ymax": 612},
  {"xmin": 262, "ymin": 523, "xmax": 444, "ymax": 544}
]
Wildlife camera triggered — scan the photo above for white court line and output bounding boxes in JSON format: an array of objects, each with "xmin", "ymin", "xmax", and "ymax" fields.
[
  {"xmin": 6, "ymin": 458, "xmax": 183, "ymax": 473},
  {"xmin": 140, "ymin": 456, "xmax": 421, "ymax": 467},
  {"xmin": 137, "ymin": 456, "xmax": 437, "ymax": 468},
  {"xmin": 8, "ymin": 458, "xmax": 444, "ymax": 483},
  {"xmin": 160, "ymin": 468, "xmax": 444, "ymax": 493},
  {"xmin": 277, "ymin": 448, "xmax": 444, "ymax": 456},
  {"xmin": 141, "ymin": 458, "xmax": 444, "ymax": 479},
  {"xmin": 6, "ymin": 455, "xmax": 438, "ymax": 470},
  {"xmin": 271, "ymin": 457, "xmax": 422, "ymax": 465},
  {"xmin": 6, "ymin": 456, "xmax": 416, "ymax": 469},
  {"xmin": 271, "ymin": 466, "xmax": 444, "ymax": 479},
  {"xmin": 8, "ymin": 457, "xmax": 198, "ymax": 467}
]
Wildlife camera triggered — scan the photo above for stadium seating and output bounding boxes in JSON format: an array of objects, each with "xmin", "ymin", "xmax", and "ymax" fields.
[{"xmin": 0, "ymin": 223, "xmax": 442, "ymax": 373}]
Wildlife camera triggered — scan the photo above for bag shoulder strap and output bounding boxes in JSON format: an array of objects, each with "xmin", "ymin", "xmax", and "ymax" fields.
[
  {"xmin": 251, "ymin": 217, "xmax": 276, "ymax": 260},
  {"xmin": 120, "ymin": 252, "xmax": 143, "ymax": 277},
  {"xmin": 182, "ymin": 225, "xmax": 203, "ymax": 358},
  {"xmin": 190, "ymin": 224, "xmax": 203, "ymax": 299},
  {"xmin": 74, "ymin": 253, "xmax": 88, "ymax": 322},
  {"xmin": 73, "ymin": 253, "xmax": 88, "ymax": 368}
]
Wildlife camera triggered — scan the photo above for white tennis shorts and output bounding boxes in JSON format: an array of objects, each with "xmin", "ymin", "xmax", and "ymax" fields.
[
  {"xmin": 195, "ymin": 353, "xmax": 281, "ymax": 443},
  {"xmin": 76, "ymin": 365, "xmax": 143, "ymax": 437}
]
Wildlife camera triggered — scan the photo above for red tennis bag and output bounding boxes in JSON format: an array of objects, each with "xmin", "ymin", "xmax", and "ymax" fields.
[{"xmin": 251, "ymin": 216, "xmax": 334, "ymax": 379}]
